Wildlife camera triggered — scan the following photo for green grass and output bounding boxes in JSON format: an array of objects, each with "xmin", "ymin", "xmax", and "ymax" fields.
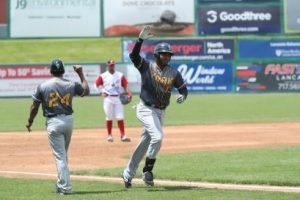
[
  {"xmin": 73, "ymin": 146, "xmax": 300, "ymax": 187},
  {"xmin": 1, "ymin": 93, "xmax": 300, "ymax": 132},
  {"xmin": 0, "ymin": 38, "xmax": 121, "ymax": 64},
  {"xmin": 167, "ymin": 93, "xmax": 300, "ymax": 124},
  {"xmin": 0, "ymin": 177, "xmax": 300, "ymax": 200}
]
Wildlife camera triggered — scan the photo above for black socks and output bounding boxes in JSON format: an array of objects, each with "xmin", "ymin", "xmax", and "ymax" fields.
[{"xmin": 143, "ymin": 157, "xmax": 156, "ymax": 173}]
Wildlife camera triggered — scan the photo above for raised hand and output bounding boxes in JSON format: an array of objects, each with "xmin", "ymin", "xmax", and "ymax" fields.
[{"xmin": 139, "ymin": 25, "xmax": 154, "ymax": 40}]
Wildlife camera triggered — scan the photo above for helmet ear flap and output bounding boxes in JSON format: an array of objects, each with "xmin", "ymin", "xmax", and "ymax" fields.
[{"xmin": 154, "ymin": 53, "xmax": 159, "ymax": 59}]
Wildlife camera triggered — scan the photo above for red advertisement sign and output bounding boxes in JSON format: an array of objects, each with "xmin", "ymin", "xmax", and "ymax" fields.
[
  {"xmin": 0, "ymin": 66, "xmax": 51, "ymax": 79},
  {"xmin": 0, "ymin": 0, "xmax": 6, "ymax": 24},
  {"xmin": 236, "ymin": 63, "xmax": 300, "ymax": 91},
  {"xmin": 0, "ymin": 64, "xmax": 102, "ymax": 97},
  {"xmin": 123, "ymin": 39, "xmax": 234, "ymax": 62}
]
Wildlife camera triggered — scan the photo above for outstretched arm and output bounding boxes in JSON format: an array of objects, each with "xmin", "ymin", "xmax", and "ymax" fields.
[
  {"xmin": 129, "ymin": 39, "xmax": 143, "ymax": 67},
  {"xmin": 130, "ymin": 26, "xmax": 154, "ymax": 67},
  {"xmin": 26, "ymin": 100, "xmax": 41, "ymax": 132}
]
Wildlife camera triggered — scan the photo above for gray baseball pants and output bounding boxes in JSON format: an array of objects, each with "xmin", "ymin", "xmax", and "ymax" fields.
[
  {"xmin": 46, "ymin": 115, "xmax": 73, "ymax": 193},
  {"xmin": 123, "ymin": 101, "xmax": 165, "ymax": 180}
]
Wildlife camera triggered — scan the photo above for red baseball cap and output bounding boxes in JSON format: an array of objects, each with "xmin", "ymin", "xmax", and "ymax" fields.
[{"xmin": 107, "ymin": 60, "xmax": 115, "ymax": 66}]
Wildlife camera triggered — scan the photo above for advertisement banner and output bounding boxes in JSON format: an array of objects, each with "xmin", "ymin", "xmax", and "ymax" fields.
[
  {"xmin": 198, "ymin": 0, "xmax": 279, "ymax": 2},
  {"xmin": 123, "ymin": 39, "xmax": 234, "ymax": 62},
  {"xmin": 0, "ymin": 0, "xmax": 7, "ymax": 38},
  {"xmin": 115, "ymin": 62, "xmax": 233, "ymax": 93},
  {"xmin": 10, "ymin": 0, "xmax": 100, "ymax": 38},
  {"xmin": 236, "ymin": 63, "xmax": 300, "ymax": 92},
  {"xmin": 0, "ymin": 0, "xmax": 6, "ymax": 24},
  {"xmin": 239, "ymin": 40, "xmax": 300, "ymax": 59},
  {"xmin": 284, "ymin": 0, "xmax": 300, "ymax": 33},
  {"xmin": 198, "ymin": 5, "xmax": 281, "ymax": 34},
  {"xmin": 115, "ymin": 64, "xmax": 142, "ymax": 93},
  {"xmin": 103, "ymin": 0, "xmax": 195, "ymax": 36},
  {"xmin": 173, "ymin": 62, "xmax": 233, "ymax": 92},
  {"xmin": 0, "ymin": 64, "xmax": 101, "ymax": 97}
]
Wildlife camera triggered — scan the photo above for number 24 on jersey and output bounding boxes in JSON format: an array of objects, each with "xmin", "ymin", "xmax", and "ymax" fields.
[{"xmin": 48, "ymin": 92, "xmax": 71, "ymax": 108}]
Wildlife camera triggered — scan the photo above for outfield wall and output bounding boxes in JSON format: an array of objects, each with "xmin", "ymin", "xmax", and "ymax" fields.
[
  {"xmin": 2, "ymin": 59, "xmax": 300, "ymax": 97},
  {"xmin": 1, "ymin": 0, "xmax": 300, "ymax": 96}
]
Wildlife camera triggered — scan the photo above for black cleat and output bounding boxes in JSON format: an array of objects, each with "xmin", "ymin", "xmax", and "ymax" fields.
[
  {"xmin": 142, "ymin": 171, "xmax": 154, "ymax": 186},
  {"xmin": 122, "ymin": 173, "xmax": 132, "ymax": 188}
]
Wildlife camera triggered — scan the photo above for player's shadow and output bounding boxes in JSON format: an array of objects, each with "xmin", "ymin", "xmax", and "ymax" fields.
[
  {"xmin": 146, "ymin": 186, "xmax": 197, "ymax": 192},
  {"xmin": 72, "ymin": 189, "xmax": 126, "ymax": 195},
  {"xmin": 73, "ymin": 186, "xmax": 198, "ymax": 195}
]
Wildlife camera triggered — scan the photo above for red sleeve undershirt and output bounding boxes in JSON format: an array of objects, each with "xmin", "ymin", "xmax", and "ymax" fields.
[{"xmin": 95, "ymin": 75, "xmax": 103, "ymax": 87}]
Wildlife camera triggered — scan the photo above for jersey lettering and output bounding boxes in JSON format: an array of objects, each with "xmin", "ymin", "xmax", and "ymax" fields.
[
  {"xmin": 150, "ymin": 71, "xmax": 174, "ymax": 94},
  {"xmin": 151, "ymin": 72, "xmax": 173, "ymax": 85},
  {"xmin": 48, "ymin": 92, "xmax": 71, "ymax": 108}
]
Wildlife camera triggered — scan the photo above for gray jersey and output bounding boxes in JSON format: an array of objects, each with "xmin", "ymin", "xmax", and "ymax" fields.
[
  {"xmin": 32, "ymin": 77, "xmax": 84, "ymax": 117},
  {"xmin": 130, "ymin": 39, "xmax": 187, "ymax": 109},
  {"xmin": 137, "ymin": 61, "xmax": 184, "ymax": 109}
]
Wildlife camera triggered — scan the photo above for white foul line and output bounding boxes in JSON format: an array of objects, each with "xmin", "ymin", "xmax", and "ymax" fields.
[{"xmin": 0, "ymin": 170, "xmax": 300, "ymax": 193}]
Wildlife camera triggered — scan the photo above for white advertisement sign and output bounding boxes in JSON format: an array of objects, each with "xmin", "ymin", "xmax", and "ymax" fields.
[
  {"xmin": 0, "ymin": 64, "xmax": 101, "ymax": 97},
  {"xmin": 103, "ymin": 0, "xmax": 195, "ymax": 36},
  {"xmin": 115, "ymin": 64, "xmax": 141, "ymax": 93},
  {"xmin": 10, "ymin": 0, "xmax": 100, "ymax": 37},
  {"xmin": 285, "ymin": 0, "xmax": 300, "ymax": 33}
]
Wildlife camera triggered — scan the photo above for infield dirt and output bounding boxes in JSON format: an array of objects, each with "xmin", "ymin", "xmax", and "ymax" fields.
[{"xmin": 1, "ymin": 122, "xmax": 300, "ymax": 173}]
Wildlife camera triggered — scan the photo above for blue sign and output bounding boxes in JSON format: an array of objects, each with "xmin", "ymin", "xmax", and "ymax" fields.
[
  {"xmin": 236, "ymin": 63, "xmax": 300, "ymax": 92},
  {"xmin": 123, "ymin": 39, "xmax": 234, "ymax": 62},
  {"xmin": 239, "ymin": 40, "xmax": 300, "ymax": 59},
  {"xmin": 172, "ymin": 62, "xmax": 233, "ymax": 92},
  {"xmin": 198, "ymin": 6, "xmax": 281, "ymax": 35}
]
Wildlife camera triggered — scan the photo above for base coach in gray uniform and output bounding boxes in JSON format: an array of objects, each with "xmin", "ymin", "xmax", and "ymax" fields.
[
  {"xmin": 26, "ymin": 59, "xmax": 89, "ymax": 195},
  {"xmin": 122, "ymin": 26, "xmax": 188, "ymax": 188}
]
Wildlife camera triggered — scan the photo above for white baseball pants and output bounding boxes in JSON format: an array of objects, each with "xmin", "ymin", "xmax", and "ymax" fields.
[{"xmin": 103, "ymin": 96, "xmax": 124, "ymax": 120}]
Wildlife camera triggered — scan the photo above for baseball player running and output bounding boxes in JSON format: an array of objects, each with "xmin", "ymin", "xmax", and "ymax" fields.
[
  {"xmin": 122, "ymin": 26, "xmax": 188, "ymax": 188},
  {"xmin": 94, "ymin": 59, "xmax": 132, "ymax": 142},
  {"xmin": 26, "ymin": 59, "xmax": 89, "ymax": 195}
]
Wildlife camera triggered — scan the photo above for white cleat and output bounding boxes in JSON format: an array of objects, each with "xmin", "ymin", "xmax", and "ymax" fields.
[
  {"xmin": 107, "ymin": 135, "xmax": 114, "ymax": 142},
  {"xmin": 121, "ymin": 135, "xmax": 131, "ymax": 142}
]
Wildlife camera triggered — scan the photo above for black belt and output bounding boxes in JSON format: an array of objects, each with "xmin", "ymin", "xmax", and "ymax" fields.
[
  {"xmin": 143, "ymin": 101, "xmax": 166, "ymax": 110},
  {"xmin": 47, "ymin": 114, "xmax": 71, "ymax": 118}
]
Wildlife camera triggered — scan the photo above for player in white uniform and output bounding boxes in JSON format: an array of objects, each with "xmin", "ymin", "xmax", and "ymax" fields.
[{"xmin": 94, "ymin": 60, "xmax": 132, "ymax": 142}]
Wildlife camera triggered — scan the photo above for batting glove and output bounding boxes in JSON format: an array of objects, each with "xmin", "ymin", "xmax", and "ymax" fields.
[
  {"xmin": 139, "ymin": 25, "xmax": 154, "ymax": 40},
  {"xmin": 176, "ymin": 94, "xmax": 186, "ymax": 104}
]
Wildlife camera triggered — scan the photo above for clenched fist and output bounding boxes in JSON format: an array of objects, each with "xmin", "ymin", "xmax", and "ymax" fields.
[{"xmin": 73, "ymin": 65, "xmax": 83, "ymax": 74}]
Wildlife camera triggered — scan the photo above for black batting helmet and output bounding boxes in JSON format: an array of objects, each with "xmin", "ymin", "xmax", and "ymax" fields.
[
  {"xmin": 50, "ymin": 59, "xmax": 65, "ymax": 75},
  {"xmin": 154, "ymin": 42, "xmax": 174, "ymax": 59}
]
